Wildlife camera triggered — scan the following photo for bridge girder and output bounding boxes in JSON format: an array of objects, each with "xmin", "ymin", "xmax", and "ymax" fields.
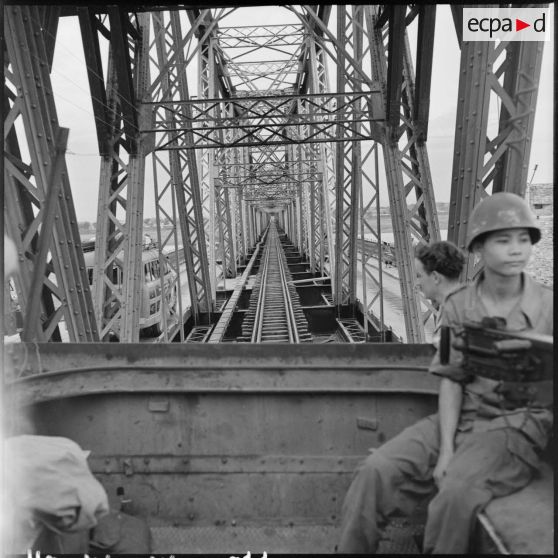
[
  {"xmin": 4, "ymin": 5, "xmax": 98, "ymax": 343},
  {"xmin": 448, "ymin": 38, "xmax": 545, "ymax": 280},
  {"xmin": 3, "ymin": 4, "xmax": 546, "ymax": 344}
]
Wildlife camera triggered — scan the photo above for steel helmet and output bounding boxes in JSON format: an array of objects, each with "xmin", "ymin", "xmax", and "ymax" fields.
[{"xmin": 466, "ymin": 192, "xmax": 541, "ymax": 252}]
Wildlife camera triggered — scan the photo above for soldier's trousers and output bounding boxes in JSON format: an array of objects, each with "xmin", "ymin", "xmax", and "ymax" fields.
[{"xmin": 337, "ymin": 414, "xmax": 539, "ymax": 554}]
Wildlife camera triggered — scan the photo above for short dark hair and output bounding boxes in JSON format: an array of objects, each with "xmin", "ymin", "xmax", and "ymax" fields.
[{"xmin": 415, "ymin": 241, "xmax": 465, "ymax": 280}]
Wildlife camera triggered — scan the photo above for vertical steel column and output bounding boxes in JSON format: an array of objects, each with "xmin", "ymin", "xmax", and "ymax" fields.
[
  {"xmin": 365, "ymin": 5, "xmax": 441, "ymax": 342},
  {"xmin": 447, "ymin": 42, "xmax": 492, "ymax": 273},
  {"xmin": 152, "ymin": 145, "xmax": 183, "ymax": 341},
  {"xmin": 118, "ymin": 13, "xmax": 151, "ymax": 343},
  {"xmin": 333, "ymin": 6, "xmax": 361, "ymax": 309},
  {"xmin": 348, "ymin": 7, "xmax": 365, "ymax": 305},
  {"xmin": 246, "ymin": 204, "xmax": 254, "ymax": 249},
  {"xmin": 151, "ymin": 10, "xmax": 213, "ymax": 324},
  {"xmin": 307, "ymin": 36, "xmax": 335, "ymax": 285},
  {"xmin": 250, "ymin": 206, "xmax": 257, "ymax": 245},
  {"xmin": 150, "ymin": 13, "xmax": 190, "ymax": 340},
  {"xmin": 294, "ymin": 199, "xmax": 300, "ymax": 247},
  {"xmin": 91, "ymin": 53, "xmax": 122, "ymax": 340},
  {"xmin": 492, "ymin": 42, "xmax": 544, "ymax": 195},
  {"xmin": 260, "ymin": 212, "xmax": 265, "ymax": 237},
  {"xmin": 215, "ymin": 182, "xmax": 236, "ymax": 279},
  {"xmin": 89, "ymin": 12, "xmax": 151, "ymax": 342},
  {"xmin": 295, "ymin": 144, "xmax": 308, "ymax": 259},
  {"xmin": 235, "ymin": 147, "xmax": 246, "ymax": 263},
  {"xmin": 307, "ymin": 158, "xmax": 319, "ymax": 273},
  {"xmin": 222, "ymin": 105, "xmax": 236, "ymax": 277},
  {"xmin": 401, "ymin": 33, "xmax": 440, "ymax": 244},
  {"xmin": 22, "ymin": 128, "xmax": 69, "ymax": 341},
  {"xmin": 241, "ymin": 148, "xmax": 252, "ymax": 252},
  {"xmin": 4, "ymin": 5, "xmax": 98, "ymax": 342},
  {"xmin": 198, "ymin": 35, "xmax": 218, "ymax": 295},
  {"xmin": 255, "ymin": 210, "xmax": 261, "ymax": 238},
  {"xmin": 287, "ymin": 203, "xmax": 292, "ymax": 244},
  {"xmin": 356, "ymin": 139, "xmax": 388, "ymax": 340},
  {"xmin": 448, "ymin": 36, "xmax": 544, "ymax": 279}
]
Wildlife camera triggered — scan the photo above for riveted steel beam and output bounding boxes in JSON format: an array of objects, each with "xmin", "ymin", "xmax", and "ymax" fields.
[
  {"xmin": 119, "ymin": 15, "xmax": 151, "ymax": 342},
  {"xmin": 448, "ymin": 33, "xmax": 544, "ymax": 280},
  {"xmin": 214, "ymin": 104, "xmax": 237, "ymax": 280},
  {"xmin": 107, "ymin": 6, "xmax": 139, "ymax": 152},
  {"xmin": 151, "ymin": 11, "xmax": 213, "ymax": 324},
  {"xmin": 39, "ymin": 6, "xmax": 60, "ymax": 72},
  {"xmin": 90, "ymin": 12, "xmax": 151, "ymax": 342},
  {"xmin": 5, "ymin": 342, "xmax": 438, "ymax": 404},
  {"xmin": 77, "ymin": 8, "xmax": 111, "ymax": 155},
  {"xmin": 306, "ymin": 38, "xmax": 335, "ymax": 281},
  {"xmin": 386, "ymin": 5, "xmax": 406, "ymax": 135},
  {"xmin": 4, "ymin": 5, "xmax": 98, "ymax": 342},
  {"xmin": 366, "ymin": 5, "xmax": 440, "ymax": 342},
  {"xmin": 294, "ymin": 5, "xmax": 331, "ymax": 95},
  {"xmin": 491, "ymin": 41, "xmax": 544, "ymax": 195},
  {"xmin": 333, "ymin": 6, "xmax": 366, "ymax": 309},
  {"xmin": 414, "ymin": 6, "xmax": 436, "ymax": 142},
  {"xmin": 451, "ymin": 6, "xmax": 463, "ymax": 48},
  {"xmin": 145, "ymin": 90, "xmax": 382, "ymax": 150},
  {"xmin": 22, "ymin": 129, "xmax": 69, "ymax": 342}
]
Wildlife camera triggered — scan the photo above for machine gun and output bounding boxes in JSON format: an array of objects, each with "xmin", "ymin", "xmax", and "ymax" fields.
[{"xmin": 440, "ymin": 317, "xmax": 553, "ymax": 407}]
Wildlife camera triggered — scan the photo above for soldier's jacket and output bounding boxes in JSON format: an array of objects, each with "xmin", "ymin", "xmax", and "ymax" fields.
[{"xmin": 429, "ymin": 272, "xmax": 553, "ymax": 450}]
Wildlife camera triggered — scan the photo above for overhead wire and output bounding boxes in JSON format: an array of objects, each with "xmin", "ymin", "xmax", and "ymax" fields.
[
  {"xmin": 27, "ymin": 10, "xmax": 140, "ymax": 118},
  {"xmin": 8, "ymin": 39, "xmax": 139, "ymax": 142},
  {"xmin": 26, "ymin": 10, "xmax": 227, "ymax": 148}
]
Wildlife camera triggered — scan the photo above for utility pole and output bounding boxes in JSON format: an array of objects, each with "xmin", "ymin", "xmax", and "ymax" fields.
[{"xmin": 526, "ymin": 164, "xmax": 538, "ymax": 207}]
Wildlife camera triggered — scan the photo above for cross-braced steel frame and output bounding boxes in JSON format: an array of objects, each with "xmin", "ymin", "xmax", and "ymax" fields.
[
  {"xmin": 4, "ymin": 6, "xmax": 98, "ymax": 342},
  {"xmin": 3, "ymin": 4, "xmax": 545, "ymax": 344},
  {"xmin": 447, "ymin": 32, "xmax": 545, "ymax": 280}
]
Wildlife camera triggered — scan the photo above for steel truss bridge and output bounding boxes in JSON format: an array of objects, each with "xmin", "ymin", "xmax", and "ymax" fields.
[{"xmin": 3, "ymin": 4, "xmax": 546, "ymax": 344}]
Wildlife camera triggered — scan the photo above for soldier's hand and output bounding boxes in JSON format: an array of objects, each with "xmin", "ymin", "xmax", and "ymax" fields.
[{"xmin": 433, "ymin": 450, "xmax": 454, "ymax": 487}]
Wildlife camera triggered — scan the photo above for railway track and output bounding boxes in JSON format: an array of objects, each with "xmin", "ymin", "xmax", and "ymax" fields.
[{"xmin": 240, "ymin": 220, "xmax": 312, "ymax": 343}]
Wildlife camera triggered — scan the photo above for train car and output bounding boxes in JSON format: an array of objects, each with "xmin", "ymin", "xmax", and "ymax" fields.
[
  {"xmin": 83, "ymin": 246, "xmax": 178, "ymax": 337},
  {"xmin": 6, "ymin": 337, "xmax": 552, "ymax": 554}
]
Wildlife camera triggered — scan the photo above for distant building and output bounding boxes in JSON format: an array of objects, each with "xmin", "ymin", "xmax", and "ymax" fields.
[{"xmin": 528, "ymin": 183, "xmax": 553, "ymax": 217}]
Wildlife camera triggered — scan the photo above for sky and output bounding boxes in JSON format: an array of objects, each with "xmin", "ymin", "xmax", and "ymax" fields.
[{"xmin": 47, "ymin": 4, "xmax": 554, "ymax": 222}]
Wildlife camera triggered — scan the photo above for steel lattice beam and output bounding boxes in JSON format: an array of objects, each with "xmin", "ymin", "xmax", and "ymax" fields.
[
  {"xmin": 447, "ymin": 34, "xmax": 545, "ymax": 280},
  {"xmin": 144, "ymin": 90, "xmax": 382, "ymax": 150},
  {"xmin": 5, "ymin": 4, "xmax": 545, "ymax": 345},
  {"xmin": 306, "ymin": 37, "xmax": 336, "ymax": 280},
  {"xmin": 366, "ymin": 5, "xmax": 440, "ymax": 342},
  {"xmin": 333, "ymin": 6, "xmax": 363, "ymax": 309},
  {"xmin": 4, "ymin": 5, "xmax": 98, "ymax": 343},
  {"xmin": 151, "ymin": 10, "xmax": 213, "ymax": 323},
  {"xmin": 87, "ymin": 11, "xmax": 152, "ymax": 342}
]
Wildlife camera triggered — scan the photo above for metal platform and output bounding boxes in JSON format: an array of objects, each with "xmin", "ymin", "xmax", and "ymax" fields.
[{"xmin": 151, "ymin": 521, "xmax": 422, "ymax": 554}]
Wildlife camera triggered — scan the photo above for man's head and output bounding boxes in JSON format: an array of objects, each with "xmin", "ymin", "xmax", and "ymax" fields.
[
  {"xmin": 414, "ymin": 241, "xmax": 465, "ymax": 304},
  {"xmin": 472, "ymin": 228, "xmax": 533, "ymax": 277},
  {"xmin": 466, "ymin": 192, "xmax": 540, "ymax": 252},
  {"xmin": 466, "ymin": 193, "xmax": 540, "ymax": 277}
]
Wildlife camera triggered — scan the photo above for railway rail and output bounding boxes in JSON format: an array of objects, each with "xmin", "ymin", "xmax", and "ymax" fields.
[{"xmin": 240, "ymin": 220, "xmax": 312, "ymax": 343}]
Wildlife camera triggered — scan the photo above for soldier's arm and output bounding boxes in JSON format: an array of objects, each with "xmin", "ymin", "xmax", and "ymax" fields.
[
  {"xmin": 429, "ymin": 296, "xmax": 468, "ymax": 483},
  {"xmin": 429, "ymin": 295, "xmax": 471, "ymax": 383},
  {"xmin": 438, "ymin": 377, "xmax": 463, "ymax": 456}
]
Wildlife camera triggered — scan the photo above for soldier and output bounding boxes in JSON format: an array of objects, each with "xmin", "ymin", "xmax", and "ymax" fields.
[
  {"xmin": 337, "ymin": 192, "xmax": 552, "ymax": 554},
  {"xmin": 415, "ymin": 240, "xmax": 465, "ymax": 303},
  {"xmin": 414, "ymin": 240, "xmax": 466, "ymax": 345}
]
